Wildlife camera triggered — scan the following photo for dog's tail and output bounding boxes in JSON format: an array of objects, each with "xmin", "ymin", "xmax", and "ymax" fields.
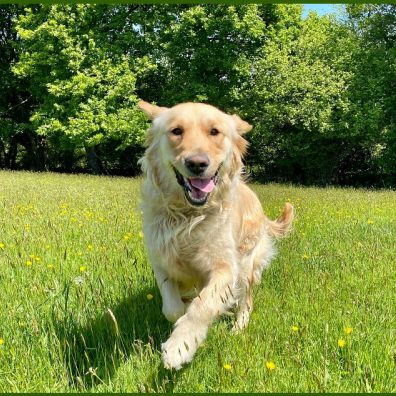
[{"xmin": 267, "ymin": 202, "xmax": 294, "ymax": 239}]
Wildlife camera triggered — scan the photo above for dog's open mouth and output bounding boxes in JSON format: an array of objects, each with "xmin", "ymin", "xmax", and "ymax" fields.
[{"xmin": 173, "ymin": 167, "xmax": 220, "ymax": 206}]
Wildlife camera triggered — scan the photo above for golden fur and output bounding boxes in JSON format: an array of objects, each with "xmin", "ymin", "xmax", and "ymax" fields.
[{"xmin": 138, "ymin": 100, "xmax": 294, "ymax": 370}]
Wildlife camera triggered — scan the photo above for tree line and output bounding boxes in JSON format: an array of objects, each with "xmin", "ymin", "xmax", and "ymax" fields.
[{"xmin": 0, "ymin": 4, "xmax": 395, "ymax": 186}]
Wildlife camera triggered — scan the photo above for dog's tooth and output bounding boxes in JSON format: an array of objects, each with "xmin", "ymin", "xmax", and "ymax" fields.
[{"xmin": 184, "ymin": 177, "xmax": 192, "ymax": 192}]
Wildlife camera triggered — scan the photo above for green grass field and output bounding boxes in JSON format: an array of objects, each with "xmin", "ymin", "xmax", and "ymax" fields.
[{"xmin": 0, "ymin": 170, "xmax": 395, "ymax": 392}]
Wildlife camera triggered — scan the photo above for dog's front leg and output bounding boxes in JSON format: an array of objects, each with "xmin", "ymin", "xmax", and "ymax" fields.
[
  {"xmin": 162, "ymin": 262, "xmax": 235, "ymax": 370},
  {"xmin": 152, "ymin": 264, "xmax": 185, "ymax": 323}
]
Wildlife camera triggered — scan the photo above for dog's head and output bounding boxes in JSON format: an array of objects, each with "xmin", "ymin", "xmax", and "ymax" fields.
[{"xmin": 138, "ymin": 100, "xmax": 252, "ymax": 208}]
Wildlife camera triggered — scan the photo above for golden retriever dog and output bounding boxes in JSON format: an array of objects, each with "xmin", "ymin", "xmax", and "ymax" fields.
[{"xmin": 138, "ymin": 100, "xmax": 294, "ymax": 370}]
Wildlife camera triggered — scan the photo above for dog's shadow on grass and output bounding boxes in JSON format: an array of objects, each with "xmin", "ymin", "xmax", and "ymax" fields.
[{"xmin": 52, "ymin": 286, "xmax": 182, "ymax": 392}]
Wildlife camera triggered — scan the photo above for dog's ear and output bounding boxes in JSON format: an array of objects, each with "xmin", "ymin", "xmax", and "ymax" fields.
[
  {"xmin": 138, "ymin": 100, "xmax": 168, "ymax": 120},
  {"xmin": 232, "ymin": 114, "xmax": 252, "ymax": 135},
  {"xmin": 230, "ymin": 114, "xmax": 250, "ymax": 178}
]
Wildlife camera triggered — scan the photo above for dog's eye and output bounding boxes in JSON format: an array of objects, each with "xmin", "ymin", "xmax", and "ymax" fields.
[
  {"xmin": 170, "ymin": 127, "xmax": 183, "ymax": 136},
  {"xmin": 210, "ymin": 128, "xmax": 219, "ymax": 136}
]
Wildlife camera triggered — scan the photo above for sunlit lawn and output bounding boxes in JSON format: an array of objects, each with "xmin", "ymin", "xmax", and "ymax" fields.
[{"xmin": 0, "ymin": 170, "xmax": 395, "ymax": 392}]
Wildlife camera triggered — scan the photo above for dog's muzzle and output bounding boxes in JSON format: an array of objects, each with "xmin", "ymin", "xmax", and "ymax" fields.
[{"xmin": 173, "ymin": 166, "xmax": 221, "ymax": 206}]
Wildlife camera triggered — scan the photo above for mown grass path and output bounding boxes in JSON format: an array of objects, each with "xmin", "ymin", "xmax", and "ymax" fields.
[{"xmin": 0, "ymin": 171, "xmax": 395, "ymax": 392}]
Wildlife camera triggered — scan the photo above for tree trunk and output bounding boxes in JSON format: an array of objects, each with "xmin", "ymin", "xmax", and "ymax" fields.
[
  {"xmin": 5, "ymin": 138, "xmax": 18, "ymax": 169},
  {"xmin": 85, "ymin": 145, "xmax": 103, "ymax": 174},
  {"xmin": 0, "ymin": 139, "xmax": 5, "ymax": 168}
]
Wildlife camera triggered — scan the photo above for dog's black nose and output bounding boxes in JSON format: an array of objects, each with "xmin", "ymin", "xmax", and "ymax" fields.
[{"xmin": 185, "ymin": 154, "xmax": 210, "ymax": 175}]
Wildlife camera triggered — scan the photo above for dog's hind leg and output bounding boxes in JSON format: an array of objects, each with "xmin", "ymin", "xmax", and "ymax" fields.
[
  {"xmin": 233, "ymin": 234, "xmax": 276, "ymax": 331},
  {"xmin": 233, "ymin": 274, "xmax": 253, "ymax": 332},
  {"xmin": 251, "ymin": 233, "xmax": 276, "ymax": 284}
]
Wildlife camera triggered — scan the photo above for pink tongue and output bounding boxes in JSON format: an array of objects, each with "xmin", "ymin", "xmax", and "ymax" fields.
[{"xmin": 189, "ymin": 178, "xmax": 215, "ymax": 193}]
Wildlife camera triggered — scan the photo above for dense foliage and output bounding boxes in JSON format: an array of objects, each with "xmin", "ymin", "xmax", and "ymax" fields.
[{"xmin": 0, "ymin": 4, "xmax": 395, "ymax": 186}]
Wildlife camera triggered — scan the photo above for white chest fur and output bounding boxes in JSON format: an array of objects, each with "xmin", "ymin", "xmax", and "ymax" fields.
[{"xmin": 143, "ymin": 203, "xmax": 234, "ymax": 284}]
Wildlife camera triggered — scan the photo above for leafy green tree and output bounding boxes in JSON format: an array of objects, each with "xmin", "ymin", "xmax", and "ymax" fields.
[
  {"xmin": 239, "ymin": 11, "xmax": 356, "ymax": 183},
  {"xmin": 144, "ymin": 4, "xmax": 289, "ymax": 109},
  {"xmin": 13, "ymin": 5, "xmax": 150, "ymax": 173},
  {"xmin": 11, "ymin": 4, "xmax": 294, "ymax": 174},
  {"xmin": 344, "ymin": 5, "xmax": 396, "ymax": 184},
  {"xmin": 0, "ymin": 5, "xmax": 42, "ymax": 170},
  {"xmin": 3, "ymin": 4, "xmax": 395, "ymax": 185}
]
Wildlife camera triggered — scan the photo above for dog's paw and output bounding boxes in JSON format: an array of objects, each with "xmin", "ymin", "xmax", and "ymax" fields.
[
  {"xmin": 161, "ymin": 335, "xmax": 194, "ymax": 370},
  {"xmin": 231, "ymin": 308, "xmax": 251, "ymax": 333},
  {"xmin": 161, "ymin": 319, "xmax": 207, "ymax": 370}
]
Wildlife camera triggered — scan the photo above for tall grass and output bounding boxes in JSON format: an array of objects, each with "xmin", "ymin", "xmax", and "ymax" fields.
[{"xmin": 0, "ymin": 170, "xmax": 395, "ymax": 392}]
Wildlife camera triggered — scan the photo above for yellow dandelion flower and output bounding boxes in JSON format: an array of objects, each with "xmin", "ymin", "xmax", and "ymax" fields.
[
  {"xmin": 146, "ymin": 293, "xmax": 153, "ymax": 300},
  {"xmin": 292, "ymin": 325, "xmax": 299, "ymax": 332},
  {"xmin": 266, "ymin": 361, "xmax": 276, "ymax": 371},
  {"xmin": 35, "ymin": 256, "xmax": 41, "ymax": 262},
  {"xmin": 302, "ymin": 253, "xmax": 309, "ymax": 260},
  {"xmin": 344, "ymin": 327, "xmax": 353, "ymax": 335},
  {"xmin": 0, "ymin": 339, "xmax": 4, "ymax": 345},
  {"xmin": 123, "ymin": 235, "xmax": 130, "ymax": 241},
  {"xmin": 367, "ymin": 219, "xmax": 374, "ymax": 225},
  {"xmin": 138, "ymin": 231, "xmax": 144, "ymax": 239},
  {"xmin": 223, "ymin": 363, "xmax": 232, "ymax": 370},
  {"xmin": 87, "ymin": 244, "xmax": 93, "ymax": 251},
  {"xmin": 0, "ymin": 242, "xmax": 5, "ymax": 250},
  {"xmin": 338, "ymin": 339, "xmax": 346, "ymax": 348},
  {"xmin": 47, "ymin": 264, "xmax": 54, "ymax": 269},
  {"xmin": 26, "ymin": 260, "xmax": 33, "ymax": 266},
  {"xmin": 79, "ymin": 266, "xmax": 87, "ymax": 272}
]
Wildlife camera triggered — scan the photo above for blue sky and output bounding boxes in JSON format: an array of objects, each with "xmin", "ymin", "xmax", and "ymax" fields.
[{"xmin": 302, "ymin": 4, "xmax": 339, "ymax": 18}]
